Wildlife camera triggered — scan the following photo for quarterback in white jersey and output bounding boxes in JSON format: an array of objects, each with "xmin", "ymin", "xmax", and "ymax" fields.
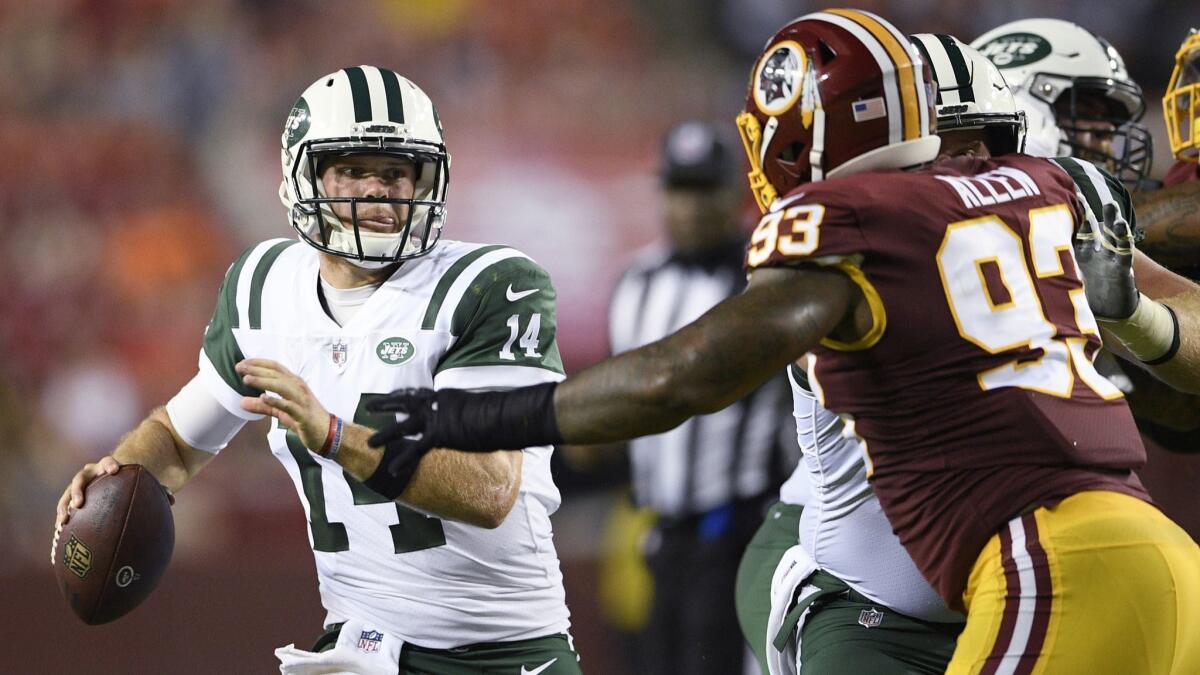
[{"xmin": 55, "ymin": 66, "xmax": 581, "ymax": 674}]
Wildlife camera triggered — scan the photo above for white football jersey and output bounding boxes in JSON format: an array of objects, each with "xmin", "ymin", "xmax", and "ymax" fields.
[
  {"xmin": 197, "ymin": 237, "xmax": 570, "ymax": 648},
  {"xmin": 785, "ymin": 364, "xmax": 961, "ymax": 623}
]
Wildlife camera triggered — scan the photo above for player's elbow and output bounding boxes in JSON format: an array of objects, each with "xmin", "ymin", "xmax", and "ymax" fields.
[
  {"xmin": 465, "ymin": 453, "xmax": 523, "ymax": 529},
  {"xmin": 465, "ymin": 482, "xmax": 520, "ymax": 529}
]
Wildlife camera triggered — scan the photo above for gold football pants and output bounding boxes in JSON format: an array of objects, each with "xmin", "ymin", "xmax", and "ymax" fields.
[{"xmin": 948, "ymin": 490, "xmax": 1200, "ymax": 674}]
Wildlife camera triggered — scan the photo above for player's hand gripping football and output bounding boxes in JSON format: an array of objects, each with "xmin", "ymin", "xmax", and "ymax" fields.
[
  {"xmin": 52, "ymin": 456, "xmax": 175, "ymax": 563},
  {"xmin": 55, "ymin": 456, "xmax": 121, "ymax": 532},
  {"xmin": 237, "ymin": 358, "xmax": 332, "ymax": 451},
  {"xmin": 1074, "ymin": 203, "xmax": 1139, "ymax": 320}
]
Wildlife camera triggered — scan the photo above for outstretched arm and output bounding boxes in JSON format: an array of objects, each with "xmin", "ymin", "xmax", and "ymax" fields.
[
  {"xmin": 366, "ymin": 264, "xmax": 858, "ymax": 464},
  {"xmin": 553, "ymin": 265, "xmax": 856, "ymax": 443}
]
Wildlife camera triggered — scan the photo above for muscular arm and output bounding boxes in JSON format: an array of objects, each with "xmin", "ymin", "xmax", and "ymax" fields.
[
  {"xmin": 1132, "ymin": 180, "xmax": 1200, "ymax": 270},
  {"xmin": 553, "ymin": 265, "xmax": 857, "ymax": 444},
  {"xmin": 335, "ymin": 423, "xmax": 521, "ymax": 529}
]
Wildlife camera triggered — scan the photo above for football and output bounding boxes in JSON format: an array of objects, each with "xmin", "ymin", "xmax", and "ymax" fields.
[{"xmin": 53, "ymin": 464, "xmax": 175, "ymax": 625}]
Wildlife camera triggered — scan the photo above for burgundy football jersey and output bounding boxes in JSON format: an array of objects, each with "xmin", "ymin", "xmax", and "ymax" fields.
[
  {"xmin": 746, "ymin": 154, "xmax": 1149, "ymax": 608},
  {"xmin": 1164, "ymin": 159, "xmax": 1199, "ymax": 187}
]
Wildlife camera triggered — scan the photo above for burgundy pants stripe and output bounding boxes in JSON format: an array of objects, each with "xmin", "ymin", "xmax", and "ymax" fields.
[
  {"xmin": 1013, "ymin": 513, "xmax": 1052, "ymax": 675},
  {"xmin": 978, "ymin": 514, "xmax": 1055, "ymax": 675},
  {"xmin": 980, "ymin": 521, "xmax": 1020, "ymax": 675}
]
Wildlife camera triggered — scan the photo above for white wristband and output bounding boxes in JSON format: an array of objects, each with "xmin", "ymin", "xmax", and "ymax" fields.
[{"xmin": 1098, "ymin": 293, "xmax": 1180, "ymax": 364}]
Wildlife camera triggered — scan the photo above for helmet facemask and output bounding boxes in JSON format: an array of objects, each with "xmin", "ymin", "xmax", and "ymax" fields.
[
  {"xmin": 1163, "ymin": 30, "xmax": 1200, "ymax": 163},
  {"xmin": 288, "ymin": 136, "xmax": 449, "ymax": 268},
  {"xmin": 1027, "ymin": 73, "xmax": 1152, "ymax": 186},
  {"xmin": 279, "ymin": 67, "xmax": 451, "ymax": 269}
]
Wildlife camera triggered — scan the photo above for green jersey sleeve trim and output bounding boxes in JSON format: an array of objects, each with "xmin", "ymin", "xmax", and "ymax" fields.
[
  {"xmin": 202, "ymin": 239, "xmax": 292, "ymax": 397},
  {"xmin": 421, "ymin": 244, "xmax": 508, "ymax": 330},
  {"xmin": 436, "ymin": 255, "xmax": 566, "ymax": 375},
  {"xmin": 202, "ymin": 246, "xmax": 257, "ymax": 396},
  {"xmin": 249, "ymin": 239, "xmax": 298, "ymax": 329},
  {"xmin": 1050, "ymin": 157, "xmax": 1136, "ymax": 231}
]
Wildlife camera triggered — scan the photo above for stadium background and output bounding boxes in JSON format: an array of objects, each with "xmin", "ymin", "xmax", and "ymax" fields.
[{"xmin": 3, "ymin": 1, "xmax": 1197, "ymax": 672}]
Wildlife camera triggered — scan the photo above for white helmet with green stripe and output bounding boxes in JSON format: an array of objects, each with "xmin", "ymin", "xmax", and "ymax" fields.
[
  {"xmin": 971, "ymin": 19, "xmax": 1151, "ymax": 186},
  {"xmin": 279, "ymin": 66, "xmax": 450, "ymax": 268},
  {"xmin": 909, "ymin": 33, "xmax": 1026, "ymax": 155}
]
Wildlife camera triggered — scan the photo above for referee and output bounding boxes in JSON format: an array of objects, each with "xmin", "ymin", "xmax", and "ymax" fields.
[{"xmin": 608, "ymin": 120, "xmax": 797, "ymax": 674}]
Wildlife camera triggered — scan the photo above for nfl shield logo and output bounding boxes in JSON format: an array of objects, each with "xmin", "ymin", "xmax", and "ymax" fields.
[
  {"xmin": 357, "ymin": 629, "xmax": 383, "ymax": 653},
  {"xmin": 331, "ymin": 340, "xmax": 348, "ymax": 371},
  {"xmin": 858, "ymin": 607, "xmax": 884, "ymax": 628}
]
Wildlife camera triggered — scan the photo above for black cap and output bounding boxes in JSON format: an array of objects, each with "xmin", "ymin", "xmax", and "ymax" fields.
[{"xmin": 661, "ymin": 121, "xmax": 734, "ymax": 188}]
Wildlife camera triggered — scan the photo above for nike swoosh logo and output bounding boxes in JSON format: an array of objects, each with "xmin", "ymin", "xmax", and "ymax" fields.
[
  {"xmin": 506, "ymin": 284, "xmax": 539, "ymax": 302},
  {"xmin": 521, "ymin": 659, "xmax": 557, "ymax": 675}
]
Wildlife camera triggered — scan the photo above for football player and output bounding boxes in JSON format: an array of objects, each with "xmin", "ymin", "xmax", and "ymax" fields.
[
  {"xmin": 975, "ymin": 20, "xmax": 1200, "ymax": 449},
  {"xmin": 1124, "ymin": 27, "xmax": 1200, "ymax": 272},
  {"xmin": 1162, "ymin": 29, "xmax": 1200, "ymax": 188},
  {"xmin": 54, "ymin": 67, "xmax": 581, "ymax": 674},
  {"xmin": 743, "ymin": 32, "xmax": 1200, "ymax": 675},
  {"xmin": 365, "ymin": 11, "xmax": 1200, "ymax": 674},
  {"xmin": 738, "ymin": 35, "xmax": 1012, "ymax": 675}
]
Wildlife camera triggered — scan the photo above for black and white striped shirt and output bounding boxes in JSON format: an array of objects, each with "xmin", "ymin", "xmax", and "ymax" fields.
[{"xmin": 608, "ymin": 243, "xmax": 798, "ymax": 518}]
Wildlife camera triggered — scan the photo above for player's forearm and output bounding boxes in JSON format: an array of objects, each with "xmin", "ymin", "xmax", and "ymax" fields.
[
  {"xmin": 399, "ymin": 448, "xmax": 522, "ymax": 528},
  {"xmin": 335, "ymin": 422, "xmax": 521, "ymax": 528},
  {"xmin": 1102, "ymin": 289, "xmax": 1200, "ymax": 394},
  {"xmin": 1132, "ymin": 180, "xmax": 1200, "ymax": 270},
  {"xmin": 111, "ymin": 408, "xmax": 212, "ymax": 493},
  {"xmin": 1143, "ymin": 290, "xmax": 1200, "ymax": 393},
  {"xmin": 554, "ymin": 266, "xmax": 853, "ymax": 444}
]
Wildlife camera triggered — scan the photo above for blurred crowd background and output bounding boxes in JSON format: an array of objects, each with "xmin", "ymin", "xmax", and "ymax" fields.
[{"xmin": 4, "ymin": 1, "xmax": 1198, "ymax": 672}]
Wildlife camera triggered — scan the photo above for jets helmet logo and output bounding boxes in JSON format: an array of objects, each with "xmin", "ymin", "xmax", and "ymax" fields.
[
  {"xmin": 753, "ymin": 41, "xmax": 808, "ymax": 116},
  {"xmin": 976, "ymin": 33, "xmax": 1052, "ymax": 69},
  {"xmin": 284, "ymin": 97, "xmax": 311, "ymax": 147}
]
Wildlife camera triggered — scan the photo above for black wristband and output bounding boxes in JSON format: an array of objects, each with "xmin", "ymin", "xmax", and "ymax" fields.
[
  {"xmin": 430, "ymin": 382, "xmax": 563, "ymax": 451},
  {"xmin": 363, "ymin": 441, "xmax": 428, "ymax": 500},
  {"xmin": 1142, "ymin": 304, "xmax": 1181, "ymax": 366}
]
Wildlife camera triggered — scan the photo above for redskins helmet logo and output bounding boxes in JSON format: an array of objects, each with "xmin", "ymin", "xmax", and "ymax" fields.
[{"xmin": 753, "ymin": 41, "xmax": 807, "ymax": 116}]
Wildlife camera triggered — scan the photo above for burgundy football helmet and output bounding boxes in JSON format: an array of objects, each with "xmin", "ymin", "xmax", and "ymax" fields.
[{"xmin": 737, "ymin": 9, "xmax": 940, "ymax": 212}]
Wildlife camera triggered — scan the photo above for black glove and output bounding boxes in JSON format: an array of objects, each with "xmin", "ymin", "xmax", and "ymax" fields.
[
  {"xmin": 366, "ymin": 382, "xmax": 563, "ymax": 453},
  {"xmin": 1075, "ymin": 203, "xmax": 1139, "ymax": 320}
]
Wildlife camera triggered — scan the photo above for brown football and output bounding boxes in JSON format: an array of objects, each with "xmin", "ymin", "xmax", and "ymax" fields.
[{"xmin": 53, "ymin": 464, "xmax": 175, "ymax": 625}]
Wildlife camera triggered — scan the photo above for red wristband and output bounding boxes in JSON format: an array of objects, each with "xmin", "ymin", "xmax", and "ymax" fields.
[{"xmin": 318, "ymin": 414, "xmax": 338, "ymax": 457}]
